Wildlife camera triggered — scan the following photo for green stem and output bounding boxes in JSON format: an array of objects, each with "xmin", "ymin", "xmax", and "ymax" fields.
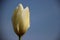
[{"xmin": 19, "ymin": 36, "xmax": 22, "ymax": 40}]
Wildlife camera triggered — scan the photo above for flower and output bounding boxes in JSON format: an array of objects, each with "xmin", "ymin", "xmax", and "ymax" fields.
[{"xmin": 12, "ymin": 4, "xmax": 30, "ymax": 36}]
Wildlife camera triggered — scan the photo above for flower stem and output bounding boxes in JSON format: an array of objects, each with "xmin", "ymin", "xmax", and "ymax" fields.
[{"xmin": 19, "ymin": 36, "xmax": 22, "ymax": 40}]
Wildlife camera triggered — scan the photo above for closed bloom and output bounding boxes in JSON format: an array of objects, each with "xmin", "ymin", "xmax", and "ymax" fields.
[{"xmin": 12, "ymin": 4, "xmax": 30, "ymax": 36}]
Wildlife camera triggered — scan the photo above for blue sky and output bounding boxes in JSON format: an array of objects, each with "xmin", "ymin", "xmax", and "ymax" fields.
[{"xmin": 0, "ymin": 0, "xmax": 60, "ymax": 40}]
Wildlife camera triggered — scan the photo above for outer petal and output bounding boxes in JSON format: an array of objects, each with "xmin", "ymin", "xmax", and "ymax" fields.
[
  {"xmin": 12, "ymin": 7, "xmax": 19, "ymax": 35},
  {"xmin": 12, "ymin": 4, "xmax": 24, "ymax": 35},
  {"xmin": 16, "ymin": 4, "xmax": 24, "ymax": 36},
  {"xmin": 21, "ymin": 7, "xmax": 30, "ymax": 33}
]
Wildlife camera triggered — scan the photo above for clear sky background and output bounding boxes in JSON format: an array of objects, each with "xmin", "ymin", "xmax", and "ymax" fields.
[{"xmin": 0, "ymin": 0, "xmax": 60, "ymax": 40}]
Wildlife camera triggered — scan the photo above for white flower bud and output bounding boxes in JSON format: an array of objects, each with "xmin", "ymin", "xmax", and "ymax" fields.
[{"xmin": 12, "ymin": 3, "xmax": 30, "ymax": 36}]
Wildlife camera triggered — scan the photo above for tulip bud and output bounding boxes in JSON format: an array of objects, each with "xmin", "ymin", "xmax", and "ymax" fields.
[{"xmin": 12, "ymin": 3, "xmax": 30, "ymax": 36}]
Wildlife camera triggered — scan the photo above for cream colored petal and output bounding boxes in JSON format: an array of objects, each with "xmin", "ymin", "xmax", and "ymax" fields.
[
  {"xmin": 22, "ymin": 6, "xmax": 30, "ymax": 32},
  {"xmin": 16, "ymin": 4, "xmax": 24, "ymax": 35},
  {"xmin": 12, "ymin": 7, "xmax": 19, "ymax": 35}
]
